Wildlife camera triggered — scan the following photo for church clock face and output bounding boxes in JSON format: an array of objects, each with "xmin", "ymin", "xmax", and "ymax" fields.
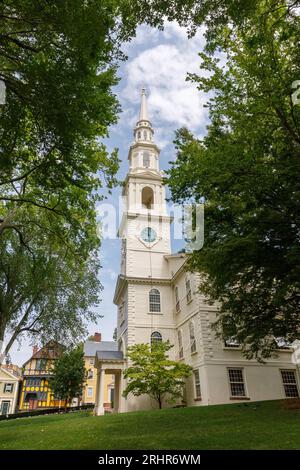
[{"xmin": 141, "ymin": 227, "xmax": 157, "ymax": 243}]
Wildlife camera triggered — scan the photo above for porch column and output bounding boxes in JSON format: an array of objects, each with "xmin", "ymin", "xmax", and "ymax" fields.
[
  {"xmin": 96, "ymin": 368, "xmax": 105, "ymax": 415},
  {"xmin": 114, "ymin": 372, "xmax": 120, "ymax": 413}
]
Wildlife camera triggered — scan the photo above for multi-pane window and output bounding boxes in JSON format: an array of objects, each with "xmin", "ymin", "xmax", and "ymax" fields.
[
  {"xmin": 143, "ymin": 151, "xmax": 150, "ymax": 167},
  {"xmin": 224, "ymin": 337, "xmax": 240, "ymax": 348},
  {"xmin": 151, "ymin": 331, "xmax": 162, "ymax": 347},
  {"xmin": 189, "ymin": 321, "xmax": 197, "ymax": 354},
  {"xmin": 149, "ymin": 289, "xmax": 161, "ymax": 313},
  {"xmin": 89, "ymin": 358, "xmax": 94, "ymax": 365},
  {"xmin": 26, "ymin": 378, "xmax": 40, "ymax": 387},
  {"xmin": 281, "ymin": 370, "xmax": 299, "ymax": 398},
  {"xmin": 36, "ymin": 359, "xmax": 47, "ymax": 371},
  {"xmin": 87, "ymin": 387, "xmax": 93, "ymax": 398},
  {"xmin": 186, "ymin": 278, "xmax": 192, "ymax": 303},
  {"xmin": 175, "ymin": 286, "xmax": 180, "ymax": 312},
  {"xmin": 193, "ymin": 370, "xmax": 201, "ymax": 399},
  {"xmin": 4, "ymin": 383, "xmax": 13, "ymax": 393},
  {"xmin": 228, "ymin": 368, "xmax": 246, "ymax": 397},
  {"xmin": 143, "ymin": 130, "xmax": 148, "ymax": 141},
  {"xmin": 178, "ymin": 330, "xmax": 183, "ymax": 359},
  {"xmin": 87, "ymin": 369, "xmax": 93, "ymax": 380}
]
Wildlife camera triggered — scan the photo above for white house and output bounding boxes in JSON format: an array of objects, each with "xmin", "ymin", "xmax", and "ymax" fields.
[
  {"xmin": 0, "ymin": 365, "xmax": 21, "ymax": 415},
  {"xmin": 91, "ymin": 89, "xmax": 300, "ymax": 414}
]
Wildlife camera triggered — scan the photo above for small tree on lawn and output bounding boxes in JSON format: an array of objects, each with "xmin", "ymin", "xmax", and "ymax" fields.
[
  {"xmin": 50, "ymin": 347, "xmax": 86, "ymax": 411},
  {"xmin": 123, "ymin": 341, "xmax": 192, "ymax": 409}
]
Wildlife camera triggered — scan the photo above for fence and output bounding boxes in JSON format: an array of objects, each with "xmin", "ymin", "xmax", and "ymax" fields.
[{"xmin": 0, "ymin": 403, "xmax": 94, "ymax": 421}]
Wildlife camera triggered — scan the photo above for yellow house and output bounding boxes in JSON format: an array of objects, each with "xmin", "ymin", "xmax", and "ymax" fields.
[
  {"xmin": 0, "ymin": 365, "xmax": 21, "ymax": 415},
  {"xmin": 19, "ymin": 341, "xmax": 66, "ymax": 411},
  {"xmin": 83, "ymin": 333, "xmax": 115, "ymax": 410}
]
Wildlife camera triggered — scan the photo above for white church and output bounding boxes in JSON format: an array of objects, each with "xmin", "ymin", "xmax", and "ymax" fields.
[{"xmin": 84, "ymin": 89, "xmax": 299, "ymax": 414}]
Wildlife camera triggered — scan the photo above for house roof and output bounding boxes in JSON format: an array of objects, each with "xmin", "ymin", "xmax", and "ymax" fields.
[
  {"xmin": 96, "ymin": 350, "xmax": 124, "ymax": 362},
  {"xmin": 0, "ymin": 366, "xmax": 21, "ymax": 381},
  {"xmin": 84, "ymin": 340, "xmax": 118, "ymax": 357},
  {"xmin": 22, "ymin": 341, "xmax": 64, "ymax": 367}
]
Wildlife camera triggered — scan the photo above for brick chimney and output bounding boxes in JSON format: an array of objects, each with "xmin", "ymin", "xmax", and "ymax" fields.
[
  {"xmin": 94, "ymin": 332, "xmax": 101, "ymax": 342},
  {"xmin": 32, "ymin": 345, "xmax": 38, "ymax": 356}
]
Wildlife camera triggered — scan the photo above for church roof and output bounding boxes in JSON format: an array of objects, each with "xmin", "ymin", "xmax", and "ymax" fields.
[
  {"xmin": 84, "ymin": 340, "xmax": 118, "ymax": 357},
  {"xmin": 96, "ymin": 350, "xmax": 124, "ymax": 362}
]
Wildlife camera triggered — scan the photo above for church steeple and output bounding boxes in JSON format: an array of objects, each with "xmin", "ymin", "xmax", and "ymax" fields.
[
  {"xmin": 139, "ymin": 87, "xmax": 149, "ymax": 121},
  {"xmin": 134, "ymin": 88, "xmax": 154, "ymax": 144}
]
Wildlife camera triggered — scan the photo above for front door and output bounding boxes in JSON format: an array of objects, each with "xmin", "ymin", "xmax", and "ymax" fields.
[
  {"xmin": 1, "ymin": 401, "xmax": 10, "ymax": 415},
  {"xmin": 29, "ymin": 398, "xmax": 38, "ymax": 410}
]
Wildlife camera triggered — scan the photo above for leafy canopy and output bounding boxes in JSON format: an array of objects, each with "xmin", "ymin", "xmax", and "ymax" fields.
[
  {"xmin": 123, "ymin": 341, "xmax": 192, "ymax": 409},
  {"xmin": 50, "ymin": 346, "xmax": 86, "ymax": 409},
  {"xmin": 167, "ymin": 1, "xmax": 300, "ymax": 359}
]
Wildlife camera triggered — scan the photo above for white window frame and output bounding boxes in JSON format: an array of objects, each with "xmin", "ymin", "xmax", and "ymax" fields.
[
  {"xmin": 224, "ymin": 337, "xmax": 240, "ymax": 348},
  {"xmin": 280, "ymin": 369, "xmax": 299, "ymax": 398},
  {"xmin": 228, "ymin": 368, "xmax": 247, "ymax": 398},
  {"xmin": 149, "ymin": 288, "xmax": 161, "ymax": 313},
  {"xmin": 87, "ymin": 387, "xmax": 93, "ymax": 398},
  {"xmin": 189, "ymin": 321, "xmax": 197, "ymax": 354},
  {"xmin": 0, "ymin": 400, "xmax": 11, "ymax": 415},
  {"xmin": 186, "ymin": 277, "xmax": 192, "ymax": 303},
  {"xmin": 175, "ymin": 286, "xmax": 180, "ymax": 312},
  {"xmin": 89, "ymin": 358, "xmax": 94, "ymax": 365},
  {"xmin": 4, "ymin": 383, "xmax": 13, "ymax": 393},
  {"xmin": 178, "ymin": 330, "xmax": 183, "ymax": 359},
  {"xmin": 193, "ymin": 369, "xmax": 201, "ymax": 399},
  {"xmin": 87, "ymin": 369, "xmax": 94, "ymax": 380},
  {"xmin": 151, "ymin": 331, "xmax": 162, "ymax": 347}
]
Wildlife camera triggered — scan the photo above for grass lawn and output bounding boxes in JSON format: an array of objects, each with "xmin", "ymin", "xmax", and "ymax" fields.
[{"xmin": 0, "ymin": 400, "xmax": 299, "ymax": 450}]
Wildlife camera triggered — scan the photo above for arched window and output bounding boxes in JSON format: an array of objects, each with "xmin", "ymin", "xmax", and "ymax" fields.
[
  {"xmin": 143, "ymin": 130, "xmax": 147, "ymax": 140},
  {"xmin": 137, "ymin": 131, "xmax": 141, "ymax": 139},
  {"xmin": 142, "ymin": 186, "xmax": 154, "ymax": 209},
  {"xmin": 143, "ymin": 151, "xmax": 150, "ymax": 167},
  {"xmin": 149, "ymin": 288, "xmax": 161, "ymax": 313},
  {"xmin": 151, "ymin": 331, "xmax": 162, "ymax": 346},
  {"xmin": 178, "ymin": 330, "xmax": 183, "ymax": 359},
  {"xmin": 189, "ymin": 321, "xmax": 197, "ymax": 353}
]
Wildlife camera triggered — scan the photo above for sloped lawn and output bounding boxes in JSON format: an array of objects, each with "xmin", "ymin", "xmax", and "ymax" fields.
[{"xmin": 0, "ymin": 400, "xmax": 299, "ymax": 450}]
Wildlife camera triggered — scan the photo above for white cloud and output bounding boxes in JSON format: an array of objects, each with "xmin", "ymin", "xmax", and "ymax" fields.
[{"xmin": 120, "ymin": 22, "xmax": 209, "ymax": 144}]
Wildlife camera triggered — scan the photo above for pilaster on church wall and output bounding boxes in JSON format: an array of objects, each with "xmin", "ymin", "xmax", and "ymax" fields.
[{"xmin": 127, "ymin": 283, "xmax": 136, "ymax": 348}]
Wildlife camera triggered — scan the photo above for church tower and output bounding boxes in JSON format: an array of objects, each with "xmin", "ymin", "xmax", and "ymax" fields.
[
  {"xmin": 118, "ymin": 88, "xmax": 172, "ymax": 279},
  {"xmin": 114, "ymin": 90, "xmax": 176, "ymax": 412}
]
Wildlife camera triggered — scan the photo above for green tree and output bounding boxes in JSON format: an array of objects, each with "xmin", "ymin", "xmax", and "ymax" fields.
[
  {"xmin": 50, "ymin": 346, "xmax": 86, "ymax": 411},
  {"xmin": 0, "ymin": 213, "xmax": 101, "ymax": 356},
  {"xmin": 167, "ymin": 1, "xmax": 300, "ymax": 359},
  {"xmin": 123, "ymin": 341, "xmax": 192, "ymax": 409}
]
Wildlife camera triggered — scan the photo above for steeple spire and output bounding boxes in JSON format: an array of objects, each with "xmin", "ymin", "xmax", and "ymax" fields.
[
  {"xmin": 139, "ymin": 87, "xmax": 149, "ymax": 122},
  {"xmin": 134, "ymin": 87, "xmax": 154, "ymax": 144}
]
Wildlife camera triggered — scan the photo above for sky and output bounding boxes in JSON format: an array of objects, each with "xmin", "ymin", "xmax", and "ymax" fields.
[{"xmin": 9, "ymin": 22, "xmax": 210, "ymax": 366}]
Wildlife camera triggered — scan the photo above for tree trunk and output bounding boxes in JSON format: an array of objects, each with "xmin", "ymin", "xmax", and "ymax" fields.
[{"xmin": 158, "ymin": 396, "xmax": 162, "ymax": 409}]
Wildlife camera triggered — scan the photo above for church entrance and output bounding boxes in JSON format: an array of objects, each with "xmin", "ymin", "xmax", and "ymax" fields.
[{"xmin": 94, "ymin": 361, "xmax": 125, "ymax": 415}]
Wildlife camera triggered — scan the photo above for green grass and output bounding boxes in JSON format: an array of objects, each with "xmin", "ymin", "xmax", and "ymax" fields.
[{"xmin": 0, "ymin": 400, "xmax": 299, "ymax": 450}]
